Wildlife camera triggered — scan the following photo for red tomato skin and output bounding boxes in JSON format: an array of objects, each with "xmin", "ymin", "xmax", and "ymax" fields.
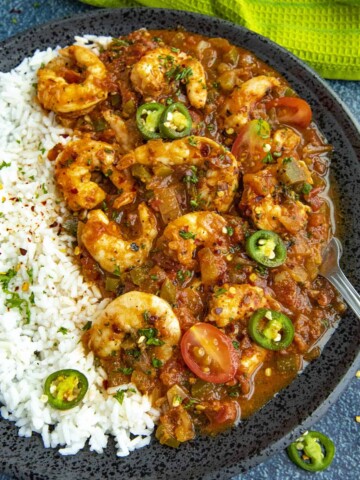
[
  {"xmin": 180, "ymin": 323, "xmax": 239, "ymax": 384},
  {"xmin": 266, "ymin": 97, "xmax": 312, "ymax": 128}
]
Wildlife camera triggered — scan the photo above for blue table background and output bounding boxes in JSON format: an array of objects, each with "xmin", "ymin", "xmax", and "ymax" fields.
[{"xmin": 0, "ymin": 1, "xmax": 359, "ymax": 479}]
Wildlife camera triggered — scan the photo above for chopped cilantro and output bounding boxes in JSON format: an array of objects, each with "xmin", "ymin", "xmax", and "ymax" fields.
[
  {"xmin": 151, "ymin": 357, "xmax": 163, "ymax": 368},
  {"xmin": 214, "ymin": 287, "xmax": 227, "ymax": 297},
  {"xmin": 113, "ymin": 265, "xmax": 121, "ymax": 276},
  {"xmin": 113, "ymin": 390, "xmax": 125, "ymax": 405},
  {"xmin": 176, "ymin": 270, "xmax": 191, "ymax": 283},
  {"xmin": 302, "ymin": 182, "xmax": 313, "ymax": 195},
  {"xmin": 0, "ymin": 268, "xmax": 17, "ymax": 291},
  {"xmin": 232, "ymin": 340, "xmax": 240, "ymax": 349},
  {"xmin": 187, "ymin": 136, "xmax": 198, "ymax": 147},
  {"xmin": 0, "ymin": 161, "xmax": 11, "ymax": 169},
  {"xmin": 118, "ymin": 367, "xmax": 134, "ymax": 375},
  {"xmin": 179, "ymin": 230, "xmax": 196, "ymax": 240},
  {"xmin": 82, "ymin": 320, "xmax": 92, "ymax": 331},
  {"xmin": 57, "ymin": 327, "xmax": 68, "ymax": 335},
  {"xmin": 226, "ymin": 226, "xmax": 234, "ymax": 236}
]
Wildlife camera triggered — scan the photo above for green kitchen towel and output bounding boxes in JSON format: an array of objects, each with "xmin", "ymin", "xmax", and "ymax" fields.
[{"xmin": 80, "ymin": 0, "xmax": 360, "ymax": 80}]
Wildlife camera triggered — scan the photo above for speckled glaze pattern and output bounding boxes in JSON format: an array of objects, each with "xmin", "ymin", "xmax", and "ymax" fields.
[{"xmin": 0, "ymin": 7, "xmax": 359, "ymax": 480}]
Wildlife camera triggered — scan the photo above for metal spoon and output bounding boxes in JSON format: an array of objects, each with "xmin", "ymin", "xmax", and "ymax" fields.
[{"xmin": 319, "ymin": 237, "xmax": 360, "ymax": 319}]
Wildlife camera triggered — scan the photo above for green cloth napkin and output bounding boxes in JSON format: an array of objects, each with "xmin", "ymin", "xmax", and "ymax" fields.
[{"xmin": 80, "ymin": 0, "xmax": 360, "ymax": 80}]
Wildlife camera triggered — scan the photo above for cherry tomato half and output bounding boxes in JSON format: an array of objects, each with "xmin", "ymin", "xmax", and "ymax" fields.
[
  {"xmin": 180, "ymin": 323, "xmax": 239, "ymax": 384},
  {"xmin": 266, "ymin": 97, "xmax": 312, "ymax": 128},
  {"xmin": 231, "ymin": 118, "xmax": 271, "ymax": 159}
]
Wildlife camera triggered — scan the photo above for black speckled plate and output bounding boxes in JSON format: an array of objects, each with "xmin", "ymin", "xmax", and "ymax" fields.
[{"xmin": 0, "ymin": 8, "xmax": 359, "ymax": 480}]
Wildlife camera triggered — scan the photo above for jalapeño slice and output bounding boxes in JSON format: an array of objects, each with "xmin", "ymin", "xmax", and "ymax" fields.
[
  {"xmin": 287, "ymin": 431, "xmax": 335, "ymax": 472},
  {"xmin": 136, "ymin": 102, "xmax": 165, "ymax": 140},
  {"xmin": 246, "ymin": 230, "xmax": 286, "ymax": 267},
  {"xmin": 160, "ymin": 102, "xmax": 192, "ymax": 139},
  {"xmin": 248, "ymin": 308, "xmax": 294, "ymax": 350},
  {"xmin": 44, "ymin": 369, "xmax": 88, "ymax": 410}
]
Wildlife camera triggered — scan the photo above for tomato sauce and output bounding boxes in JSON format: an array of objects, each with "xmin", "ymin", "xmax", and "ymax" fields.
[{"xmin": 52, "ymin": 28, "xmax": 346, "ymax": 446}]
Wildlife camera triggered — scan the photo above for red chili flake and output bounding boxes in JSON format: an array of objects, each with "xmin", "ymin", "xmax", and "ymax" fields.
[
  {"xmin": 70, "ymin": 188, "xmax": 78, "ymax": 194},
  {"xmin": 19, "ymin": 248, "xmax": 27, "ymax": 256}
]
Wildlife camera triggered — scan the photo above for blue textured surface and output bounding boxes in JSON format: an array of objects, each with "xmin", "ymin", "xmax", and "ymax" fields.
[{"xmin": 0, "ymin": 1, "xmax": 359, "ymax": 479}]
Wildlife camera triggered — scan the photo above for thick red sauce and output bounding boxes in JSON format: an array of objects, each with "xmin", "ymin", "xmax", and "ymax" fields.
[{"xmin": 45, "ymin": 28, "xmax": 345, "ymax": 446}]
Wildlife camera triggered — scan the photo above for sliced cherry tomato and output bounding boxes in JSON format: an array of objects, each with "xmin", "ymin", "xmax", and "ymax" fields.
[
  {"xmin": 231, "ymin": 118, "xmax": 271, "ymax": 159},
  {"xmin": 266, "ymin": 97, "xmax": 312, "ymax": 128},
  {"xmin": 180, "ymin": 323, "xmax": 239, "ymax": 384}
]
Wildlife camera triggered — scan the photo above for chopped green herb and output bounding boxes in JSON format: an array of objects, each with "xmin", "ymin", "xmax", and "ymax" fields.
[
  {"xmin": 179, "ymin": 230, "xmax": 196, "ymax": 240},
  {"xmin": 118, "ymin": 367, "xmax": 134, "ymax": 375},
  {"xmin": 5, "ymin": 293, "xmax": 31, "ymax": 323},
  {"xmin": 226, "ymin": 226, "xmax": 234, "ymax": 236},
  {"xmin": 302, "ymin": 182, "xmax": 313, "ymax": 195},
  {"xmin": 151, "ymin": 357, "xmax": 163, "ymax": 368},
  {"xmin": 41, "ymin": 183, "xmax": 48, "ymax": 194},
  {"xmin": 82, "ymin": 321, "xmax": 92, "ymax": 331},
  {"xmin": 113, "ymin": 265, "xmax": 121, "ymax": 276},
  {"xmin": 29, "ymin": 292, "xmax": 35, "ymax": 305},
  {"xmin": 256, "ymin": 119, "xmax": 270, "ymax": 139},
  {"xmin": 262, "ymin": 152, "xmax": 275, "ymax": 164},
  {"xmin": 150, "ymin": 275, "xmax": 158, "ymax": 281},
  {"xmin": 143, "ymin": 310, "xmax": 150, "ymax": 322},
  {"xmin": 282, "ymin": 157, "xmax": 293, "ymax": 164},
  {"xmin": 187, "ymin": 136, "xmax": 198, "ymax": 147},
  {"xmin": 113, "ymin": 389, "xmax": 125, "ymax": 405},
  {"xmin": 57, "ymin": 327, "xmax": 68, "ymax": 335},
  {"xmin": 0, "ymin": 161, "xmax": 11, "ymax": 169},
  {"xmin": 232, "ymin": 340, "xmax": 240, "ymax": 349},
  {"xmin": 0, "ymin": 268, "xmax": 17, "ymax": 291},
  {"xmin": 146, "ymin": 337, "xmax": 165, "ymax": 346},
  {"xmin": 112, "ymin": 38, "xmax": 131, "ymax": 47},
  {"xmin": 176, "ymin": 270, "xmax": 191, "ymax": 283},
  {"xmin": 138, "ymin": 327, "xmax": 158, "ymax": 339},
  {"xmin": 214, "ymin": 287, "xmax": 227, "ymax": 297},
  {"xmin": 126, "ymin": 348, "xmax": 141, "ymax": 359}
]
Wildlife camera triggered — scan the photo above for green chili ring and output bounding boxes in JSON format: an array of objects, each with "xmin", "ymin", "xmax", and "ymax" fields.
[
  {"xmin": 248, "ymin": 308, "xmax": 294, "ymax": 350},
  {"xmin": 136, "ymin": 102, "xmax": 165, "ymax": 140},
  {"xmin": 246, "ymin": 230, "xmax": 287, "ymax": 267},
  {"xmin": 287, "ymin": 431, "xmax": 335, "ymax": 472},
  {"xmin": 160, "ymin": 102, "xmax": 192, "ymax": 139},
  {"xmin": 44, "ymin": 369, "xmax": 89, "ymax": 410}
]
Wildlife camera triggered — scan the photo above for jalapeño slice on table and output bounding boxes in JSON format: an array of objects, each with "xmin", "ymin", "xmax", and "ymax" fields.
[
  {"xmin": 246, "ymin": 229, "xmax": 287, "ymax": 267},
  {"xmin": 159, "ymin": 102, "xmax": 192, "ymax": 139},
  {"xmin": 44, "ymin": 369, "xmax": 88, "ymax": 410},
  {"xmin": 287, "ymin": 431, "xmax": 335, "ymax": 472},
  {"xmin": 136, "ymin": 102, "xmax": 165, "ymax": 140},
  {"xmin": 248, "ymin": 308, "xmax": 294, "ymax": 350}
]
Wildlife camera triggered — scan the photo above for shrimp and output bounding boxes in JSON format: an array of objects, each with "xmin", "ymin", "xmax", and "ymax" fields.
[
  {"xmin": 221, "ymin": 75, "xmax": 280, "ymax": 131},
  {"xmin": 87, "ymin": 291, "xmax": 181, "ymax": 361},
  {"xmin": 54, "ymin": 139, "xmax": 135, "ymax": 211},
  {"xmin": 102, "ymin": 110, "xmax": 137, "ymax": 154},
  {"xmin": 80, "ymin": 203, "xmax": 158, "ymax": 273},
  {"xmin": 157, "ymin": 211, "xmax": 229, "ymax": 270},
  {"xmin": 130, "ymin": 47, "xmax": 207, "ymax": 109},
  {"xmin": 37, "ymin": 45, "xmax": 108, "ymax": 116},
  {"xmin": 242, "ymin": 186, "xmax": 310, "ymax": 235},
  {"xmin": 206, "ymin": 284, "xmax": 268, "ymax": 328},
  {"xmin": 119, "ymin": 137, "xmax": 239, "ymax": 212}
]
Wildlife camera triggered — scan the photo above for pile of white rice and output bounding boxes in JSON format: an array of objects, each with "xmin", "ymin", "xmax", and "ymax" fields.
[{"xmin": 0, "ymin": 36, "xmax": 158, "ymax": 456}]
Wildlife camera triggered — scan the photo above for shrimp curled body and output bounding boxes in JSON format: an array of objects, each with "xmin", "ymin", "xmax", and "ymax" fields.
[
  {"xmin": 130, "ymin": 47, "xmax": 207, "ymax": 109},
  {"xmin": 158, "ymin": 211, "xmax": 229, "ymax": 270},
  {"xmin": 119, "ymin": 136, "xmax": 239, "ymax": 213},
  {"xmin": 87, "ymin": 292, "xmax": 181, "ymax": 361},
  {"xmin": 54, "ymin": 139, "xmax": 135, "ymax": 211},
  {"xmin": 221, "ymin": 75, "xmax": 280, "ymax": 132},
  {"xmin": 37, "ymin": 45, "xmax": 108, "ymax": 116},
  {"xmin": 80, "ymin": 203, "xmax": 158, "ymax": 273}
]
